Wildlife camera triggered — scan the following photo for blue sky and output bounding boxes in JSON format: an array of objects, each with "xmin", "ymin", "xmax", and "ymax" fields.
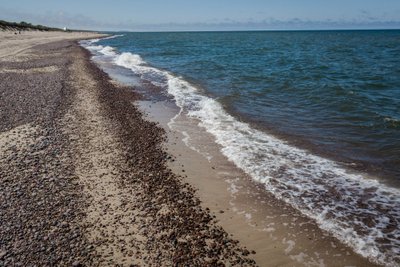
[{"xmin": 1, "ymin": 0, "xmax": 400, "ymax": 31}]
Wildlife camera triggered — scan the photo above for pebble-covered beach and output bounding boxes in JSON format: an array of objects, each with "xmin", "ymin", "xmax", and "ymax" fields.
[{"xmin": 0, "ymin": 32, "xmax": 257, "ymax": 266}]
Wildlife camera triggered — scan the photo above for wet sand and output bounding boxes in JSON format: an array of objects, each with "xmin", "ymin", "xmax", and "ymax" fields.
[
  {"xmin": 0, "ymin": 32, "xmax": 256, "ymax": 266},
  {"xmin": 136, "ymin": 99, "xmax": 380, "ymax": 267}
]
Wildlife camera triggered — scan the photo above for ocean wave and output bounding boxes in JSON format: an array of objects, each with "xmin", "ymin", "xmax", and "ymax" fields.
[
  {"xmin": 102, "ymin": 34, "xmax": 125, "ymax": 40},
  {"xmin": 81, "ymin": 39, "xmax": 400, "ymax": 266},
  {"xmin": 83, "ymin": 43, "xmax": 116, "ymax": 57},
  {"xmin": 384, "ymin": 117, "xmax": 400, "ymax": 128},
  {"xmin": 114, "ymin": 52, "xmax": 146, "ymax": 67},
  {"xmin": 99, "ymin": 46, "xmax": 117, "ymax": 56},
  {"xmin": 80, "ymin": 35, "xmax": 123, "ymax": 57}
]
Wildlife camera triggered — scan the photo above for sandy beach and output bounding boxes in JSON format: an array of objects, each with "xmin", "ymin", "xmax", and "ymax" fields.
[
  {"xmin": 0, "ymin": 31, "xmax": 258, "ymax": 266},
  {"xmin": 0, "ymin": 30, "xmax": 385, "ymax": 267}
]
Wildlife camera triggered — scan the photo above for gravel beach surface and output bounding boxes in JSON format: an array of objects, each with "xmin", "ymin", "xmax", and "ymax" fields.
[{"xmin": 0, "ymin": 33, "xmax": 257, "ymax": 266}]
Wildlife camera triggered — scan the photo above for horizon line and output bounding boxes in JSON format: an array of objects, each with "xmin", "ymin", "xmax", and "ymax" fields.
[{"xmin": 96, "ymin": 27, "xmax": 400, "ymax": 33}]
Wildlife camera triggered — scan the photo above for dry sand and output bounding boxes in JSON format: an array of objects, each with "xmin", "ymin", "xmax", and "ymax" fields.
[{"xmin": 0, "ymin": 31, "xmax": 105, "ymax": 60}]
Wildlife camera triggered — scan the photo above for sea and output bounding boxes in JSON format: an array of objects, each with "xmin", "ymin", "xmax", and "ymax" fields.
[{"xmin": 81, "ymin": 30, "xmax": 400, "ymax": 266}]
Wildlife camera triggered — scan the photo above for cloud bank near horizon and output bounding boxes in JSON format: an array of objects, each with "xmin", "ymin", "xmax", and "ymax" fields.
[{"xmin": 1, "ymin": 7, "xmax": 400, "ymax": 31}]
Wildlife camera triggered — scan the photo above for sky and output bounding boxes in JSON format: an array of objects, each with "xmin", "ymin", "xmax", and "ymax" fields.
[{"xmin": 1, "ymin": 0, "xmax": 400, "ymax": 31}]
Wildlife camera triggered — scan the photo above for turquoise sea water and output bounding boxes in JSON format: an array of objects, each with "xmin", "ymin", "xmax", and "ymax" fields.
[{"xmin": 82, "ymin": 30, "xmax": 400, "ymax": 266}]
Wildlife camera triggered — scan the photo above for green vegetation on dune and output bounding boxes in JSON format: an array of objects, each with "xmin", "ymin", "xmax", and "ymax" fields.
[{"xmin": 0, "ymin": 20, "xmax": 62, "ymax": 31}]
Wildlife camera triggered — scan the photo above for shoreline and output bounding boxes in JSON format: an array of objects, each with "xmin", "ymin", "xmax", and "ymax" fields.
[
  {"xmin": 89, "ymin": 42, "xmax": 379, "ymax": 266},
  {"xmin": 0, "ymin": 32, "xmax": 257, "ymax": 265},
  {"xmin": 0, "ymin": 30, "xmax": 392, "ymax": 266},
  {"xmin": 135, "ymin": 100, "xmax": 379, "ymax": 267},
  {"xmin": 85, "ymin": 33, "xmax": 400, "ymax": 267}
]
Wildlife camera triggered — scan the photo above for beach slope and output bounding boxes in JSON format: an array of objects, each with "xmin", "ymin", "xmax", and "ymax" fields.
[{"xmin": 0, "ymin": 32, "xmax": 256, "ymax": 266}]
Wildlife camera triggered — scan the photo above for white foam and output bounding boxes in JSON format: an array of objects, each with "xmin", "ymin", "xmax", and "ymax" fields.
[
  {"xmin": 102, "ymin": 34, "xmax": 125, "ymax": 40},
  {"xmin": 180, "ymin": 130, "xmax": 213, "ymax": 162},
  {"xmin": 85, "ymin": 34, "xmax": 124, "ymax": 45},
  {"xmin": 85, "ymin": 44, "xmax": 103, "ymax": 51},
  {"xmin": 99, "ymin": 46, "xmax": 117, "ymax": 56},
  {"xmin": 83, "ymin": 44, "xmax": 116, "ymax": 57},
  {"xmin": 263, "ymin": 227, "xmax": 276, "ymax": 233},
  {"xmin": 80, "ymin": 35, "xmax": 123, "ymax": 58},
  {"xmin": 87, "ymin": 38, "xmax": 100, "ymax": 44},
  {"xmin": 164, "ymin": 74, "xmax": 400, "ymax": 266},
  {"xmin": 111, "ymin": 52, "xmax": 168, "ymax": 87},
  {"xmin": 226, "ymin": 178, "xmax": 240, "ymax": 195},
  {"xmin": 81, "ymin": 41, "xmax": 400, "ymax": 266},
  {"xmin": 283, "ymin": 239, "xmax": 296, "ymax": 254},
  {"xmin": 114, "ymin": 52, "xmax": 146, "ymax": 68}
]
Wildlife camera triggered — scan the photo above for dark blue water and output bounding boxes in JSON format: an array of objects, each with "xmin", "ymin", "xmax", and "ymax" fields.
[
  {"xmin": 101, "ymin": 30, "xmax": 400, "ymax": 184},
  {"xmin": 84, "ymin": 31, "xmax": 400, "ymax": 265}
]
